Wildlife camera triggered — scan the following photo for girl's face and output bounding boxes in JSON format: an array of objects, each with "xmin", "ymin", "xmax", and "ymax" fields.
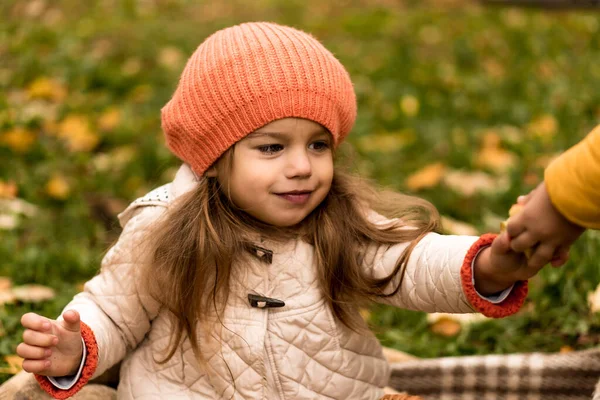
[{"xmin": 210, "ymin": 118, "xmax": 334, "ymax": 227}]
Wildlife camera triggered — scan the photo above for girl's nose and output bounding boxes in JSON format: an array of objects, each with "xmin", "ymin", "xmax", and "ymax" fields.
[{"xmin": 285, "ymin": 149, "xmax": 312, "ymax": 178}]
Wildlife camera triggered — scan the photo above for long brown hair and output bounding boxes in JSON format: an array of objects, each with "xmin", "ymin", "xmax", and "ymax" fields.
[{"xmin": 144, "ymin": 147, "xmax": 440, "ymax": 364}]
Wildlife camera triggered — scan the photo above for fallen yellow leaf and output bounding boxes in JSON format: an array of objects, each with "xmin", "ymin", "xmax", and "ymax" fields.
[
  {"xmin": 475, "ymin": 131, "xmax": 517, "ymax": 173},
  {"xmin": 405, "ymin": 162, "xmax": 446, "ymax": 191},
  {"xmin": 560, "ymin": 345, "xmax": 575, "ymax": 353},
  {"xmin": 441, "ymin": 216, "xmax": 479, "ymax": 236},
  {"xmin": 429, "ymin": 317, "xmax": 461, "ymax": 337},
  {"xmin": 0, "ymin": 277, "xmax": 12, "ymax": 291},
  {"xmin": 12, "ymin": 284, "xmax": 56, "ymax": 303},
  {"xmin": 158, "ymin": 46, "xmax": 184, "ymax": 70},
  {"xmin": 0, "ymin": 181, "xmax": 18, "ymax": 199},
  {"xmin": 57, "ymin": 115, "xmax": 99, "ymax": 152},
  {"xmin": 27, "ymin": 77, "xmax": 67, "ymax": 102},
  {"xmin": 46, "ymin": 175, "xmax": 70, "ymax": 200},
  {"xmin": 0, "ymin": 127, "xmax": 36, "ymax": 153},
  {"xmin": 0, "ymin": 355, "xmax": 23, "ymax": 375},
  {"xmin": 400, "ymin": 95, "xmax": 420, "ymax": 117},
  {"xmin": 443, "ymin": 169, "xmax": 507, "ymax": 197},
  {"xmin": 98, "ymin": 108, "xmax": 121, "ymax": 132},
  {"xmin": 0, "ymin": 289, "xmax": 16, "ymax": 305},
  {"xmin": 483, "ymin": 58, "xmax": 505, "ymax": 79},
  {"xmin": 427, "ymin": 312, "xmax": 488, "ymax": 337},
  {"xmin": 527, "ymin": 114, "xmax": 558, "ymax": 143},
  {"xmin": 476, "ymin": 147, "xmax": 517, "ymax": 174},
  {"xmin": 588, "ymin": 283, "xmax": 600, "ymax": 313}
]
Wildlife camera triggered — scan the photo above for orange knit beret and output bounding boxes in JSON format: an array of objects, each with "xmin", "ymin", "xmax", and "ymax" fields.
[{"xmin": 161, "ymin": 22, "xmax": 357, "ymax": 176}]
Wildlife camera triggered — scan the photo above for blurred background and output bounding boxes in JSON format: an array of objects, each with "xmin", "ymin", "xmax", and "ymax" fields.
[{"xmin": 2, "ymin": 0, "xmax": 600, "ymax": 382}]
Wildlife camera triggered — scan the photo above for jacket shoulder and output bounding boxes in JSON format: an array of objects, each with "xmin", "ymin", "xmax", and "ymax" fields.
[{"xmin": 117, "ymin": 183, "xmax": 171, "ymax": 228}]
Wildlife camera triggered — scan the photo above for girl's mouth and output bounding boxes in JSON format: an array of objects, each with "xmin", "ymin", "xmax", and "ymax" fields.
[{"xmin": 275, "ymin": 191, "xmax": 312, "ymax": 205}]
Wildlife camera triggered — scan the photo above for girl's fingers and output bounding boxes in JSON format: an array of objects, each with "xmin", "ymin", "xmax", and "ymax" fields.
[
  {"xmin": 21, "ymin": 313, "xmax": 52, "ymax": 332},
  {"xmin": 509, "ymin": 231, "xmax": 537, "ymax": 253},
  {"xmin": 22, "ymin": 329, "xmax": 57, "ymax": 347},
  {"xmin": 16, "ymin": 343, "xmax": 51, "ymax": 360},
  {"xmin": 492, "ymin": 231, "xmax": 511, "ymax": 254},
  {"xmin": 22, "ymin": 359, "xmax": 51, "ymax": 374},
  {"xmin": 59, "ymin": 310, "xmax": 81, "ymax": 332},
  {"xmin": 528, "ymin": 243, "xmax": 556, "ymax": 270}
]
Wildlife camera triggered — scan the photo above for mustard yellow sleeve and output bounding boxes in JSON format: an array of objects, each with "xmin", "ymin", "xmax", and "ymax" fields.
[{"xmin": 545, "ymin": 125, "xmax": 600, "ymax": 229}]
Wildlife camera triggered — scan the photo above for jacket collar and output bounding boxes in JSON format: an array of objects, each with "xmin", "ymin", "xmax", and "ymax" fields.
[{"xmin": 171, "ymin": 164, "xmax": 200, "ymax": 200}]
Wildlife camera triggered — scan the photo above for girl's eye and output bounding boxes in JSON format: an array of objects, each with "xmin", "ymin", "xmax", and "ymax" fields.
[
  {"xmin": 257, "ymin": 144, "xmax": 283, "ymax": 154},
  {"xmin": 309, "ymin": 141, "xmax": 330, "ymax": 151}
]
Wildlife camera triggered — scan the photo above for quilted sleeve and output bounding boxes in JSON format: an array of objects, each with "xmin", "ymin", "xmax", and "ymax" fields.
[
  {"xmin": 365, "ymin": 232, "xmax": 527, "ymax": 317},
  {"xmin": 35, "ymin": 205, "xmax": 165, "ymax": 398}
]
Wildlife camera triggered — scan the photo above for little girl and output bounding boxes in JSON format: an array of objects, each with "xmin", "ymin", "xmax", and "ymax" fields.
[{"xmin": 18, "ymin": 22, "xmax": 537, "ymax": 400}]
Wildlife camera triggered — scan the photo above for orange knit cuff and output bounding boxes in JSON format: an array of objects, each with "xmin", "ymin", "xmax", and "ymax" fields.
[
  {"xmin": 35, "ymin": 321, "xmax": 98, "ymax": 399},
  {"xmin": 461, "ymin": 233, "xmax": 528, "ymax": 318}
]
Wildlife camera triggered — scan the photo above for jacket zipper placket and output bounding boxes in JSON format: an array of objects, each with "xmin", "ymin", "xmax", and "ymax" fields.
[{"xmin": 261, "ymin": 244, "xmax": 285, "ymax": 400}]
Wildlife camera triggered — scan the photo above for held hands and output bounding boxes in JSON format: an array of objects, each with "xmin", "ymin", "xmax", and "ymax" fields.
[
  {"xmin": 505, "ymin": 182, "xmax": 585, "ymax": 269},
  {"xmin": 473, "ymin": 232, "xmax": 539, "ymax": 296},
  {"xmin": 474, "ymin": 183, "xmax": 585, "ymax": 296},
  {"xmin": 17, "ymin": 310, "xmax": 83, "ymax": 377}
]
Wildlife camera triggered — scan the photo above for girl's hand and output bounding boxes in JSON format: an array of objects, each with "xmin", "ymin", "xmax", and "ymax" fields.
[
  {"xmin": 474, "ymin": 232, "xmax": 540, "ymax": 296},
  {"xmin": 17, "ymin": 310, "xmax": 83, "ymax": 377}
]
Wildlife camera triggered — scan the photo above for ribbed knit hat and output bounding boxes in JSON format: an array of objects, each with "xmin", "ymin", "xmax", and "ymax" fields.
[{"xmin": 161, "ymin": 22, "xmax": 357, "ymax": 176}]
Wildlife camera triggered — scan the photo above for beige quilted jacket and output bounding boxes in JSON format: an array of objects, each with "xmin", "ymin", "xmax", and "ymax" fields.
[{"xmin": 37, "ymin": 165, "xmax": 527, "ymax": 399}]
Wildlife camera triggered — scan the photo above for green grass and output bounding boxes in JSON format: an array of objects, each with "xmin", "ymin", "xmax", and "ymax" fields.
[{"xmin": 2, "ymin": 0, "xmax": 600, "ymax": 383}]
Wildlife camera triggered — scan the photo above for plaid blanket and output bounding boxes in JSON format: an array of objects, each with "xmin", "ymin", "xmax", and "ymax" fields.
[
  {"xmin": 2, "ymin": 348, "xmax": 600, "ymax": 399},
  {"xmin": 388, "ymin": 348, "xmax": 600, "ymax": 400}
]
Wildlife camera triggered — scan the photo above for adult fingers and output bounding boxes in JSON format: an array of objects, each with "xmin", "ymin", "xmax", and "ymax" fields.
[
  {"xmin": 551, "ymin": 247, "xmax": 570, "ymax": 268},
  {"xmin": 22, "ymin": 329, "xmax": 57, "ymax": 348},
  {"xmin": 516, "ymin": 191, "xmax": 533, "ymax": 205},
  {"xmin": 22, "ymin": 359, "xmax": 51, "ymax": 374},
  {"xmin": 505, "ymin": 214, "xmax": 526, "ymax": 238},
  {"xmin": 528, "ymin": 243, "xmax": 556, "ymax": 270},
  {"xmin": 509, "ymin": 231, "xmax": 537, "ymax": 253},
  {"xmin": 16, "ymin": 343, "xmax": 51, "ymax": 360},
  {"xmin": 21, "ymin": 313, "xmax": 52, "ymax": 332}
]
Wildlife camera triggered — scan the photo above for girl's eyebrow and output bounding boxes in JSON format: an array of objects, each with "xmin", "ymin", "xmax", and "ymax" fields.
[
  {"xmin": 246, "ymin": 129, "xmax": 329, "ymax": 140},
  {"xmin": 245, "ymin": 132, "xmax": 286, "ymax": 139}
]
